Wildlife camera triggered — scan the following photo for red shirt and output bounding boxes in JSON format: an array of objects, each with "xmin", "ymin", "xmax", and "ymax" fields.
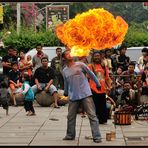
[{"xmin": 88, "ymin": 63, "xmax": 109, "ymax": 94}]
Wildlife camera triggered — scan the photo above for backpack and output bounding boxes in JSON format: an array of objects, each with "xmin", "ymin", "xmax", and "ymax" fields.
[{"xmin": 22, "ymin": 82, "xmax": 34, "ymax": 101}]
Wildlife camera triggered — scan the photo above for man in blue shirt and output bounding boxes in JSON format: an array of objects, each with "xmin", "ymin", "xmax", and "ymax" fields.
[{"xmin": 62, "ymin": 49, "xmax": 102, "ymax": 143}]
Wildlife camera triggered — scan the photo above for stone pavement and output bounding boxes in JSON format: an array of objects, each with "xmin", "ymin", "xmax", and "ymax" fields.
[{"xmin": 0, "ymin": 101, "xmax": 148, "ymax": 146}]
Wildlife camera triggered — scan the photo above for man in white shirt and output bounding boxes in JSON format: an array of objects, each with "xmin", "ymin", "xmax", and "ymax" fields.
[{"xmin": 138, "ymin": 47, "xmax": 148, "ymax": 71}]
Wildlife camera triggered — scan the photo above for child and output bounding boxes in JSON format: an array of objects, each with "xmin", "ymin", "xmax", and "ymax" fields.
[
  {"xmin": 27, "ymin": 55, "xmax": 32, "ymax": 65},
  {"xmin": 106, "ymin": 94, "xmax": 116, "ymax": 119},
  {"xmin": 18, "ymin": 73, "xmax": 35, "ymax": 116},
  {"xmin": 0, "ymin": 81, "xmax": 10, "ymax": 115},
  {"xmin": 8, "ymin": 61, "xmax": 22, "ymax": 106},
  {"xmin": 26, "ymin": 55, "xmax": 33, "ymax": 77}
]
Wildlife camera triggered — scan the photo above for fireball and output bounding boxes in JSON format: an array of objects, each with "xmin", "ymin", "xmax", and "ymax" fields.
[{"xmin": 56, "ymin": 8, "xmax": 128, "ymax": 57}]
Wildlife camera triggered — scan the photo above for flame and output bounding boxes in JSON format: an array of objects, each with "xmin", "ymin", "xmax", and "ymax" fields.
[{"xmin": 56, "ymin": 8, "xmax": 128, "ymax": 57}]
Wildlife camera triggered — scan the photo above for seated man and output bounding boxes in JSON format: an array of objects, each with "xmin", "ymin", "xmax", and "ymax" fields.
[
  {"xmin": 117, "ymin": 81, "xmax": 136, "ymax": 107},
  {"xmin": 32, "ymin": 57, "xmax": 60, "ymax": 108},
  {"xmin": 121, "ymin": 62, "xmax": 138, "ymax": 89}
]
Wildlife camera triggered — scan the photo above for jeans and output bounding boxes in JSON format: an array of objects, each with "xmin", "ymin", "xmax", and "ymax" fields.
[
  {"xmin": 31, "ymin": 83, "xmax": 57, "ymax": 95},
  {"xmin": 66, "ymin": 96, "xmax": 101, "ymax": 139}
]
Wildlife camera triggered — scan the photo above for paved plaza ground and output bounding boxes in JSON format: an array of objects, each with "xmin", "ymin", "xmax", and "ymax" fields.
[{"xmin": 0, "ymin": 101, "xmax": 148, "ymax": 146}]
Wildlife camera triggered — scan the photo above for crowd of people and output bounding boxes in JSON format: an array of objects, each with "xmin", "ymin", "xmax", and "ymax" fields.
[{"xmin": 0, "ymin": 42, "xmax": 148, "ymax": 143}]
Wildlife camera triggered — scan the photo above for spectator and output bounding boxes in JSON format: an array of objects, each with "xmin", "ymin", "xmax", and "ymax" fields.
[
  {"xmin": 27, "ymin": 55, "xmax": 32, "ymax": 65},
  {"xmin": 32, "ymin": 57, "xmax": 60, "ymax": 108},
  {"xmin": 115, "ymin": 66, "xmax": 124, "ymax": 87},
  {"xmin": 18, "ymin": 73, "xmax": 35, "ymax": 116},
  {"xmin": 117, "ymin": 81, "xmax": 136, "ymax": 107},
  {"xmin": 19, "ymin": 50, "xmax": 32, "ymax": 77},
  {"xmin": 62, "ymin": 49, "xmax": 102, "ymax": 143},
  {"xmin": 26, "ymin": 55, "xmax": 33, "ymax": 77},
  {"xmin": 2, "ymin": 46, "xmax": 18, "ymax": 76},
  {"xmin": 105, "ymin": 49, "xmax": 113, "ymax": 73},
  {"xmin": 12, "ymin": 48, "xmax": 18, "ymax": 57},
  {"xmin": 51, "ymin": 47, "xmax": 64, "ymax": 90},
  {"xmin": 8, "ymin": 61, "xmax": 22, "ymax": 106},
  {"xmin": 116, "ymin": 42, "xmax": 130, "ymax": 71},
  {"xmin": 100, "ymin": 50, "xmax": 108, "ymax": 67},
  {"xmin": 109, "ymin": 66, "xmax": 124, "ymax": 103},
  {"xmin": 141, "ymin": 66, "xmax": 148, "ymax": 96},
  {"xmin": 110, "ymin": 48, "xmax": 119, "ymax": 72},
  {"xmin": 32, "ymin": 44, "xmax": 48, "ymax": 73},
  {"xmin": 122, "ymin": 62, "xmax": 138, "ymax": 89},
  {"xmin": 88, "ymin": 51, "xmax": 111, "ymax": 124},
  {"xmin": 138, "ymin": 47, "xmax": 148, "ymax": 71}
]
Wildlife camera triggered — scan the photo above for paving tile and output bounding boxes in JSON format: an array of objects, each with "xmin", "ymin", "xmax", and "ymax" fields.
[
  {"xmin": 78, "ymin": 138, "xmax": 126, "ymax": 146},
  {"xmin": 0, "ymin": 144, "xmax": 28, "ymax": 146},
  {"xmin": 0, "ymin": 105, "xmax": 148, "ymax": 146},
  {"xmin": 124, "ymin": 132, "xmax": 148, "ymax": 137},
  {"xmin": 126, "ymin": 140, "xmax": 148, "ymax": 146},
  {"xmin": 30, "ymin": 138, "xmax": 78, "ymax": 146},
  {"xmin": 0, "ymin": 137, "xmax": 32, "ymax": 144},
  {"xmin": 0, "ymin": 132, "xmax": 35, "ymax": 138}
]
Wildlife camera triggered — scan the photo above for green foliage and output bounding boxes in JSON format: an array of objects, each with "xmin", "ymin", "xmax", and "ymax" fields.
[
  {"xmin": 3, "ymin": 5, "xmax": 15, "ymax": 29},
  {"xmin": 69, "ymin": 3, "xmax": 91, "ymax": 18},
  {"xmin": 1, "ymin": 2, "xmax": 148, "ymax": 55},
  {"xmin": 125, "ymin": 21, "xmax": 148, "ymax": 47},
  {"xmin": 2, "ymin": 26, "xmax": 62, "ymax": 54}
]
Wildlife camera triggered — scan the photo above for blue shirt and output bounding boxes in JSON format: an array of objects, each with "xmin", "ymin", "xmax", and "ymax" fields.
[{"xmin": 62, "ymin": 62, "xmax": 100, "ymax": 101}]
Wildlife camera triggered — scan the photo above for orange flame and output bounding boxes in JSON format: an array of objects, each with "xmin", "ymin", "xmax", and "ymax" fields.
[{"xmin": 56, "ymin": 8, "xmax": 128, "ymax": 57}]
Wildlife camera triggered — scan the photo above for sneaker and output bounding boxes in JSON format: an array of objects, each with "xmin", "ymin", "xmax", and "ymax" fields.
[
  {"xmin": 93, "ymin": 138, "xmax": 102, "ymax": 143},
  {"xmin": 63, "ymin": 136, "xmax": 75, "ymax": 140}
]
